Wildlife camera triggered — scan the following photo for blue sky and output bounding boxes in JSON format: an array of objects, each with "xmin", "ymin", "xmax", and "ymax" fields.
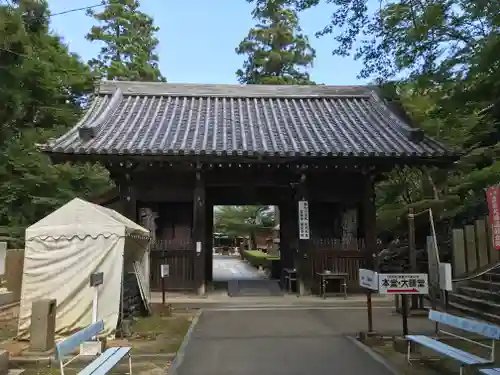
[{"xmin": 48, "ymin": 0, "xmax": 366, "ymax": 85}]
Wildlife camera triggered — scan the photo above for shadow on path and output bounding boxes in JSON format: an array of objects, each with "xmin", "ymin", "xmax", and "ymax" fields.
[{"xmin": 174, "ymin": 308, "xmax": 422, "ymax": 375}]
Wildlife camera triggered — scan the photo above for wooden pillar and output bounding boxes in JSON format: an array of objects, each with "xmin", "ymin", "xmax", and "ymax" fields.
[
  {"xmin": 295, "ymin": 174, "xmax": 311, "ymax": 296},
  {"xmin": 279, "ymin": 198, "xmax": 296, "ymax": 290},
  {"xmin": 118, "ymin": 173, "xmax": 137, "ymax": 221},
  {"xmin": 193, "ymin": 169, "xmax": 206, "ymax": 295},
  {"xmin": 205, "ymin": 200, "xmax": 214, "ymax": 284},
  {"xmin": 362, "ymin": 174, "xmax": 377, "ymax": 270}
]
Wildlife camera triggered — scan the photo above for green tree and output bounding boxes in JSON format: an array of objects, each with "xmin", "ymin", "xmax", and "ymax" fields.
[
  {"xmin": 86, "ymin": 0, "xmax": 165, "ymax": 81},
  {"xmin": 214, "ymin": 206, "xmax": 275, "ymax": 249},
  {"xmin": 0, "ymin": 0, "xmax": 110, "ymax": 246},
  {"xmin": 0, "ymin": 0, "xmax": 91, "ymax": 143},
  {"xmin": 292, "ymin": 0, "xmax": 500, "ymax": 238},
  {"xmin": 236, "ymin": 0, "xmax": 315, "ymax": 84}
]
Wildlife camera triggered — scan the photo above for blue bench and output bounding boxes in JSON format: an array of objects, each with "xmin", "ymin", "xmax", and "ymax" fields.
[
  {"xmin": 407, "ymin": 310, "xmax": 500, "ymax": 375},
  {"xmin": 55, "ymin": 320, "xmax": 132, "ymax": 375}
]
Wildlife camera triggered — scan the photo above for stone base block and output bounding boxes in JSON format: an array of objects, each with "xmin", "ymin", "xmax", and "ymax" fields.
[{"xmin": 0, "ymin": 350, "xmax": 9, "ymax": 375}]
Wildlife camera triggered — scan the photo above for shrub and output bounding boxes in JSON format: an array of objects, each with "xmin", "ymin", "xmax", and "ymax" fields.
[{"xmin": 243, "ymin": 250, "xmax": 279, "ymax": 269}]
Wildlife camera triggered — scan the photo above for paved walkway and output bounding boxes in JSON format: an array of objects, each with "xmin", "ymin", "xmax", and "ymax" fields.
[
  {"xmin": 174, "ymin": 308, "xmax": 435, "ymax": 375},
  {"xmin": 212, "ymin": 254, "xmax": 266, "ymax": 281}
]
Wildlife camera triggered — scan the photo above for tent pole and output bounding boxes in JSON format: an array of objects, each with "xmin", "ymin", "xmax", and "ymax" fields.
[{"xmin": 92, "ymin": 287, "xmax": 98, "ymax": 324}]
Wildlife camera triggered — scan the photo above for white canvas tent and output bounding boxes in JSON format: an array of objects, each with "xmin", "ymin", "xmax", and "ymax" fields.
[{"xmin": 18, "ymin": 198, "xmax": 151, "ymax": 339}]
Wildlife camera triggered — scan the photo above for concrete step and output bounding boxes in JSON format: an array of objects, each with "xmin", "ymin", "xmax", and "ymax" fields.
[
  {"xmin": 456, "ymin": 286, "xmax": 500, "ymax": 304},
  {"xmin": 227, "ymin": 280, "xmax": 283, "ymax": 297},
  {"xmin": 448, "ymin": 300, "xmax": 500, "ymax": 325},
  {"xmin": 467, "ymin": 279, "xmax": 500, "ymax": 291},
  {"xmin": 449, "ymin": 292, "xmax": 500, "ymax": 319},
  {"xmin": 482, "ymin": 271, "xmax": 500, "ymax": 283}
]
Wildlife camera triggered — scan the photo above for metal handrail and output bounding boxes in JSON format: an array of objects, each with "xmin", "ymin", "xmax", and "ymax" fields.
[{"xmin": 452, "ymin": 261, "xmax": 500, "ymax": 283}]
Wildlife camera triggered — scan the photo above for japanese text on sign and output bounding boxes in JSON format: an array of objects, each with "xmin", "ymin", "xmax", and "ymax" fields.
[
  {"xmin": 359, "ymin": 269, "xmax": 378, "ymax": 290},
  {"xmin": 487, "ymin": 187, "xmax": 500, "ymax": 250},
  {"xmin": 298, "ymin": 200, "xmax": 310, "ymax": 240},
  {"xmin": 378, "ymin": 273, "xmax": 428, "ymax": 295}
]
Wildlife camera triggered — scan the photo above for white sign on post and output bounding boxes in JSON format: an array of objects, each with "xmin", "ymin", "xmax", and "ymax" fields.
[
  {"xmin": 80, "ymin": 341, "xmax": 102, "ymax": 356},
  {"xmin": 80, "ymin": 272, "xmax": 104, "ymax": 356},
  {"xmin": 89, "ymin": 272, "xmax": 103, "ymax": 324},
  {"xmin": 0, "ymin": 242, "xmax": 6, "ymax": 276},
  {"xmin": 378, "ymin": 273, "xmax": 429, "ymax": 295},
  {"xmin": 439, "ymin": 263, "xmax": 453, "ymax": 291},
  {"xmin": 359, "ymin": 269, "xmax": 378, "ymax": 290},
  {"xmin": 161, "ymin": 264, "xmax": 170, "ymax": 278},
  {"xmin": 298, "ymin": 200, "xmax": 310, "ymax": 240}
]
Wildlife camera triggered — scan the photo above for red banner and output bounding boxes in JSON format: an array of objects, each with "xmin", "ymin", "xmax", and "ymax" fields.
[{"xmin": 487, "ymin": 187, "xmax": 500, "ymax": 250}]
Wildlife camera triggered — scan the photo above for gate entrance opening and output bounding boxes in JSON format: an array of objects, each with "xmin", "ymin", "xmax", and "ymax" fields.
[{"xmin": 210, "ymin": 205, "xmax": 281, "ymax": 296}]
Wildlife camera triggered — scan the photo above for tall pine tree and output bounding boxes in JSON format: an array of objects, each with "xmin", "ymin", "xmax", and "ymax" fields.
[
  {"xmin": 236, "ymin": 0, "xmax": 315, "ymax": 85},
  {"xmin": 86, "ymin": 0, "xmax": 165, "ymax": 81}
]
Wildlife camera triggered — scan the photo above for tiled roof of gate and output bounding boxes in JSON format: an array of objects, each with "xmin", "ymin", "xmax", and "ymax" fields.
[{"xmin": 41, "ymin": 81, "xmax": 451, "ymax": 158}]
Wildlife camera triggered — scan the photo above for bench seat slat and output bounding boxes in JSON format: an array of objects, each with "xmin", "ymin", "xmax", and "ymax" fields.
[
  {"xmin": 77, "ymin": 348, "xmax": 120, "ymax": 375},
  {"xmin": 428, "ymin": 310, "xmax": 500, "ymax": 340},
  {"xmin": 480, "ymin": 369, "xmax": 500, "ymax": 375},
  {"xmin": 407, "ymin": 335, "xmax": 489, "ymax": 365},
  {"xmin": 78, "ymin": 347, "xmax": 131, "ymax": 375}
]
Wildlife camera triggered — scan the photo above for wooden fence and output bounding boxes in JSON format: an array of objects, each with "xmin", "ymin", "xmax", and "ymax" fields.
[
  {"xmin": 451, "ymin": 217, "xmax": 500, "ymax": 277},
  {"xmin": 149, "ymin": 239, "xmax": 196, "ymax": 291},
  {"xmin": 308, "ymin": 238, "xmax": 368, "ymax": 292}
]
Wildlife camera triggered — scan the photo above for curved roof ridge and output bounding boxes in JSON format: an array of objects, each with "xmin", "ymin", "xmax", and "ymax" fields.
[
  {"xmin": 98, "ymin": 80, "xmax": 373, "ymax": 98},
  {"xmin": 78, "ymin": 88, "xmax": 123, "ymax": 141},
  {"xmin": 367, "ymin": 91, "xmax": 425, "ymax": 143}
]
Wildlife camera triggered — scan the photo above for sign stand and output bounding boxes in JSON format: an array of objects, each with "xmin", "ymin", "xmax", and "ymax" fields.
[
  {"xmin": 366, "ymin": 292, "xmax": 373, "ymax": 332},
  {"xmin": 81, "ymin": 272, "xmax": 104, "ymax": 356},
  {"xmin": 89, "ymin": 272, "xmax": 104, "ymax": 324},
  {"xmin": 359, "ymin": 269, "xmax": 430, "ymax": 337},
  {"xmin": 359, "ymin": 269, "xmax": 378, "ymax": 333},
  {"xmin": 438, "ymin": 263, "xmax": 453, "ymax": 332},
  {"xmin": 378, "ymin": 272, "xmax": 429, "ymax": 336},
  {"xmin": 401, "ymin": 294, "xmax": 409, "ymax": 336},
  {"xmin": 160, "ymin": 261, "xmax": 170, "ymax": 305}
]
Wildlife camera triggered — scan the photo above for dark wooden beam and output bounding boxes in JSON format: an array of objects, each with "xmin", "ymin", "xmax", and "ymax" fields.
[
  {"xmin": 294, "ymin": 172, "xmax": 311, "ymax": 296},
  {"xmin": 117, "ymin": 175, "xmax": 137, "ymax": 221},
  {"xmin": 192, "ymin": 169, "xmax": 206, "ymax": 295},
  {"xmin": 46, "ymin": 152, "xmax": 458, "ymax": 170},
  {"xmin": 362, "ymin": 174, "xmax": 377, "ymax": 270}
]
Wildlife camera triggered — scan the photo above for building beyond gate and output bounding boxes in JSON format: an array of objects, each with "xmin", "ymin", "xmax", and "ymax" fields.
[{"xmin": 41, "ymin": 82, "xmax": 454, "ymax": 295}]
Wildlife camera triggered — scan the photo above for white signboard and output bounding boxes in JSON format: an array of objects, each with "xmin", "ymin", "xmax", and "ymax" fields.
[
  {"xmin": 298, "ymin": 200, "xmax": 310, "ymax": 240},
  {"xmin": 439, "ymin": 263, "xmax": 453, "ymax": 291},
  {"xmin": 359, "ymin": 269, "xmax": 378, "ymax": 290},
  {"xmin": 0, "ymin": 242, "xmax": 6, "ymax": 275},
  {"xmin": 80, "ymin": 341, "xmax": 102, "ymax": 356},
  {"xmin": 160, "ymin": 264, "xmax": 170, "ymax": 278},
  {"xmin": 378, "ymin": 273, "xmax": 429, "ymax": 295}
]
